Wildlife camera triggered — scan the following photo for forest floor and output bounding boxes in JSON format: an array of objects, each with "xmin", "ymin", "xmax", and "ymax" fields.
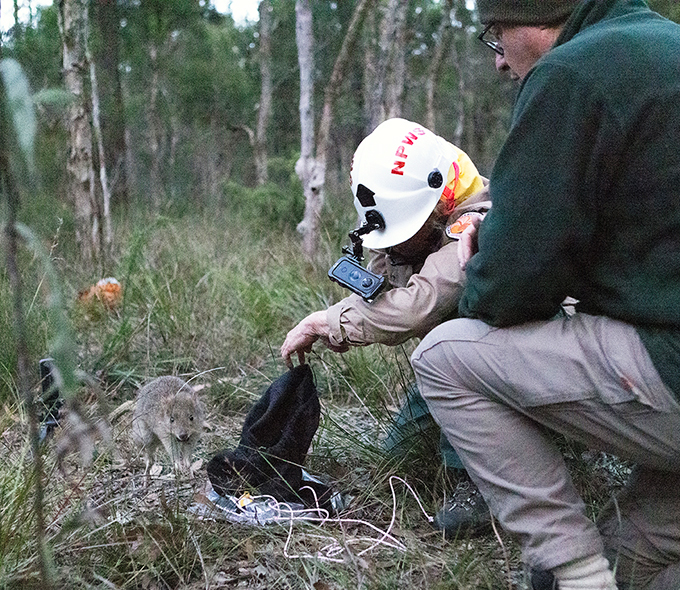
[
  {"xmin": 8, "ymin": 380, "xmax": 628, "ymax": 590},
  {"xmin": 0, "ymin": 206, "xmax": 631, "ymax": 589}
]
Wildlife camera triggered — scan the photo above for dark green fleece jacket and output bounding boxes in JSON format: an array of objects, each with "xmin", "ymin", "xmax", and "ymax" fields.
[{"xmin": 459, "ymin": 0, "xmax": 680, "ymax": 397}]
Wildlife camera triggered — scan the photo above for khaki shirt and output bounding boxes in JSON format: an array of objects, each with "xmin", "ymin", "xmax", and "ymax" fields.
[{"xmin": 327, "ymin": 186, "xmax": 491, "ymax": 348}]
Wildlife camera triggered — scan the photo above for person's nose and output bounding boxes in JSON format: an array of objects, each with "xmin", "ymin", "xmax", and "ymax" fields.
[{"xmin": 495, "ymin": 52, "xmax": 520, "ymax": 81}]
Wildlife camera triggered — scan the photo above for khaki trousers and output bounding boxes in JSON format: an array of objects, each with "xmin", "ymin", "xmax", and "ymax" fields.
[{"xmin": 411, "ymin": 313, "xmax": 680, "ymax": 590}]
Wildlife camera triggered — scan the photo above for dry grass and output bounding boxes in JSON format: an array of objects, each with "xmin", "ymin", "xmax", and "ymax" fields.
[
  {"xmin": 0, "ymin": 196, "xmax": 628, "ymax": 589},
  {"xmin": 0, "ymin": 382, "xmax": 526, "ymax": 589}
]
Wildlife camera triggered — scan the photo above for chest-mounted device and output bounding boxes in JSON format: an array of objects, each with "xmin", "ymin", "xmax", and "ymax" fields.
[{"xmin": 328, "ymin": 210, "xmax": 386, "ymax": 302}]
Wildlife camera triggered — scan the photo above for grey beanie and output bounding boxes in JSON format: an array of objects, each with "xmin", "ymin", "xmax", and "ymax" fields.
[{"xmin": 476, "ymin": 0, "xmax": 581, "ymax": 25}]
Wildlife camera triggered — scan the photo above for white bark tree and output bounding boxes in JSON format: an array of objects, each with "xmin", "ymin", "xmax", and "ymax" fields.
[
  {"xmin": 294, "ymin": 0, "xmax": 316, "ymax": 259},
  {"xmin": 383, "ymin": 0, "xmax": 408, "ymax": 119},
  {"xmin": 295, "ymin": 0, "xmax": 376, "ymax": 261},
  {"xmin": 88, "ymin": 51, "xmax": 113, "ymax": 256},
  {"xmin": 364, "ymin": 0, "xmax": 408, "ymax": 132},
  {"xmin": 255, "ymin": 0, "xmax": 272, "ymax": 185},
  {"xmin": 58, "ymin": 0, "xmax": 101, "ymax": 262},
  {"xmin": 450, "ymin": 14, "xmax": 467, "ymax": 147},
  {"xmin": 148, "ymin": 41, "xmax": 163, "ymax": 208}
]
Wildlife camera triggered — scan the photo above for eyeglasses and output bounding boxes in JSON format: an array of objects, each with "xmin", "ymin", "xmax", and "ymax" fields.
[{"xmin": 478, "ymin": 24, "xmax": 504, "ymax": 56}]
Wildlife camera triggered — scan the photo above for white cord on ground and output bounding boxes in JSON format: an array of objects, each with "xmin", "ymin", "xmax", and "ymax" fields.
[{"xmin": 282, "ymin": 475, "xmax": 433, "ymax": 562}]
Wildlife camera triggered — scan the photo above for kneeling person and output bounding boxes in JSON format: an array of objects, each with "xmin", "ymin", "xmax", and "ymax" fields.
[{"xmin": 281, "ymin": 117, "xmax": 491, "ymax": 537}]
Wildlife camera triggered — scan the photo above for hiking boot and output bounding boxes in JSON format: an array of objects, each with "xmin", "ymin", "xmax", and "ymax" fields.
[
  {"xmin": 531, "ymin": 569, "xmax": 558, "ymax": 590},
  {"xmin": 434, "ymin": 479, "xmax": 493, "ymax": 538}
]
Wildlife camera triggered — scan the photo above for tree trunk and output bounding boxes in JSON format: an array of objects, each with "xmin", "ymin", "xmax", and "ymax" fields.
[
  {"xmin": 59, "ymin": 0, "xmax": 101, "ymax": 263},
  {"xmin": 384, "ymin": 0, "xmax": 408, "ymax": 119},
  {"xmin": 451, "ymin": 33, "xmax": 466, "ymax": 147},
  {"xmin": 148, "ymin": 42, "xmax": 163, "ymax": 208},
  {"xmin": 294, "ymin": 0, "xmax": 318, "ymax": 259},
  {"xmin": 89, "ymin": 56, "xmax": 112, "ymax": 258},
  {"xmin": 425, "ymin": 0, "xmax": 455, "ymax": 132},
  {"xmin": 160, "ymin": 79, "xmax": 180, "ymax": 199},
  {"xmin": 121, "ymin": 72, "xmax": 139, "ymax": 198},
  {"xmin": 363, "ymin": 3, "xmax": 384, "ymax": 131},
  {"xmin": 296, "ymin": 0, "xmax": 376, "ymax": 261},
  {"xmin": 93, "ymin": 0, "xmax": 129, "ymax": 208},
  {"xmin": 255, "ymin": 0, "xmax": 272, "ymax": 185},
  {"xmin": 363, "ymin": 0, "xmax": 407, "ymax": 131}
]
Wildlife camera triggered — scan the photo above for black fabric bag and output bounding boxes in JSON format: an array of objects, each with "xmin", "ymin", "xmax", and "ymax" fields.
[{"xmin": 207, "ymin": 364, "xmax": 330, "ymax": 507}]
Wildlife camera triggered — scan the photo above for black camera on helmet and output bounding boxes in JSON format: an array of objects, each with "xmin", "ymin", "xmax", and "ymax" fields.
[{"xmin": 328, "ymin": 210, "xmax": 386, "ymax": 302}]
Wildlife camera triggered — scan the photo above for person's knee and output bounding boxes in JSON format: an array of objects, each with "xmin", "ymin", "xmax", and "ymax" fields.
[
  {"xmin": 411, "ymin": 318, "xmax": 494, "ymax": 399},
  {"xmin": 413, "ymin": 317, "xmax": 491, "ymax": 360},
  {"xmin": 410, "ymin": 325, "xmax": 458, "ymax": 393}
]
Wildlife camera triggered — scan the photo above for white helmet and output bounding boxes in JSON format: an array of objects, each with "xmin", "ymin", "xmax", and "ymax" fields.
[{"xmin": 350, "ymin": 118, "xmax": 457, "ymax": 250}]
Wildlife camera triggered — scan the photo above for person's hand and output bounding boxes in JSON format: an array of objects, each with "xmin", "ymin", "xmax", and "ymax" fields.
[
  {"xmin": 458, "ymin": 215, "xmax": 483, "ymax": 271},
  {"xmin": 281, "ymin": 310, "xmax": 349, "ymax": 368}
]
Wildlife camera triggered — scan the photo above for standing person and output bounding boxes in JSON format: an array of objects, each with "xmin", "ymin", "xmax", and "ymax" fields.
[
  {"xmin": 411, "ymin": 1, "xmax": 680, "ymax": 589},
  {"xmin": 281, "ymin": 117, "xmax": 495, "ymax": 537}
]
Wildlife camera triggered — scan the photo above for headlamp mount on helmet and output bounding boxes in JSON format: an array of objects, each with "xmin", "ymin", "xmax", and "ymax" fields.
[
  {"xmin": 345, "ymin": 209, "xmax": 385, "ymax": 260},
  {"xmin": 328, "ymin": 209, "xmax": 386, "ymax": 302}
]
